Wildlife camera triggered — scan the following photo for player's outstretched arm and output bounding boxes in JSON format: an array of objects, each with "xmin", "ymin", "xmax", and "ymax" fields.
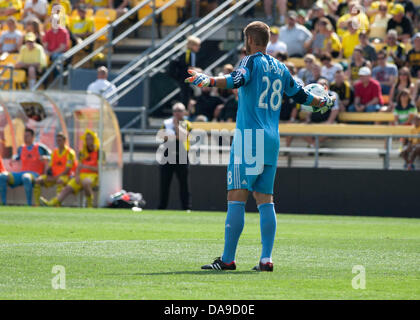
[
  {"xmin": 185, "ymin": 69, "xmax": 229, "ymax": 89},
  {"xmin": 308, "ymin": 93, "xmax": 337, "ymax": 114}
]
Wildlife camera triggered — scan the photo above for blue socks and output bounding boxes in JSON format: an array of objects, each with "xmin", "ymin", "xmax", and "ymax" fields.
[
  {"xmin": 0, "ymin": 173, "xmax": 8, "ymax": 205},
  {"xmin": 258, "ymin": 202, "xmax": 277, "ymax": 261},
  {"xmin": 221, "ymin": 201, "xmax": 245, "ymax": 264}
]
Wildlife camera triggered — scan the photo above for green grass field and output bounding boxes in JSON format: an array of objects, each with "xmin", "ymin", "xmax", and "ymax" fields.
[{"xmin": 0, "ymin": 207, "xmax": 418, "ymax": 300}]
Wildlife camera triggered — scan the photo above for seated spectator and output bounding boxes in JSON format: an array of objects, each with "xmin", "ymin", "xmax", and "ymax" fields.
[
  {"xmin": 310, "ymin": 62, "xmax": 323, "ymax": 84},
  {"xmin": 341, "ymin": 18, "xmax": 361, "ymax": 59},
  {"xmin": 15, "ymin": 32, "xmax": 47, "ymax": 89},
  {"xmin": 0, "ymin": 128, "xmax": 50, "ymax": 206},
  {"xmin": 388, "ymin": 66, "xmax": 415, "ymax": 110},
  {"xmin": 400, "ymin": 115, "xmax": 420, "ymax": 170},
  {"xmin": 191, "ymin": 86, "xmax": 224, "ymax": 122},
  {"xmin": 337, "ymin": 1, "xmax": 370, "ymax": 37},
  {"xmin": 393, "ymin": 88, "xmax": 417, "ymax": 125},
  {"xmin": 297, "ymin": 53, "xmax": 315, "ymax": 85},
  {"xmin": 307, "ymin": 3, "xmax": 337, "ymax": 32},
  {"xmin": 369, "ymin": 1, "xmax": 392, "ymax": 40},
  {"xmin": 266, "ymin": 26, "xmax": 287, "ymax": 57},
  {"xmin": 387, "ymin": 3, "xmax": 413, "ymax": 42},
  {"xmin": 372, "ymin": 50, "xmax": 398, "ymax": 95},
  {"xmin": 69, "ymin": 5, "xmax": 95, "ymax": 45},
  {"xmin": 320, "ymin": 52, "xmax": 343, "ymax": 83},
  {"xmin": 406, "ymin": 33, "xmax": 420, "ymax": 78},
  {"xmin": 48, "ymin": 0, "xmax": 72, "ymax": 16},
  {"xmin": 279, "ymin": 10, "xmax": 312, "ymax": 58},
  {"xmin": 42, "ymin": 20, "xmax": 70, "ymax": 62},
  {"xmin": 0, "ymin": 0, "xmax": 22, "ymax": 23},
  {"xmin": 303, "ymin": 79, "xmax": 340, "ymax": 146},
  {"xmin": 45, "ymin": 0, "xmax": 71, "ymax": 31},
  {"xmin": 23, "ymin": 0, "xmax": 47, "ymax": 23},
  {"xmin": 0, "ymin": 17, "xmax": 23, "ymax": 54},
  {"xmin": 25, "ymin": 17, "xmax": 44, "ymax": 45},
  {"xmin": 396, "ymin": 0, "xmax": 416, "ymax": 21},
  {"xmin": 358, "ymin": 30, "xmax": 377, "ymax": 64},
  {"xmin": 87, "ymin": 66, "xmax": 117, "ymax": 104},
  {"xmin": 383, "ymin": 29, "xmax": 406, "ymax": 68},
  {"xmin": 347, "ymin": 46, "xmax": 371, "ymax": 83},
  {"xmin": 349, "ymin": 66, "xmax": 383, "ymax": 112},
  {"xmin": 330, "ymin": 69, "xmax": 354, "ymax": 111},
  {"xmin": 112, "ymin": 0, "xmax": 130, "ymax": 17},
  {"xmin": 275, "ymin": 51, "xmax": 288, "ymax": 62},
  {"xmin": 40, "ymin": 130, "xmax": 100, "ymax": 208},
  {"xmin": 309, "ymin": 20, "xmax": 325, "ymax": 57},
  {"xmin": 319, "ymin": 18, "xmax": 341, "ymax": 58},
  {"xmin": 218, "ymin": 89, "xmax": 238, "ymax": 122}
]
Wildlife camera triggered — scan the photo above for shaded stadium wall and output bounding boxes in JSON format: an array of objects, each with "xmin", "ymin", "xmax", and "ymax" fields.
[{"xmin": 123, "ymin": 163, "xmax": 420, "ymax": 218}]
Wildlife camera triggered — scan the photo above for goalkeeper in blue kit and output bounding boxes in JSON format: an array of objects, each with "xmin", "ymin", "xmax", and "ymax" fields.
[{"xmin": 185, "ymin": 21, "xmax": 335, "ymax": 271}]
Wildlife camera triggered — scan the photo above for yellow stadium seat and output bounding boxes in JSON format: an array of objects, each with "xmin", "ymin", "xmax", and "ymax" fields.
[
  {"xmin": 71, "ymin": 8, "xmax": 94, "ymax": 17},
  {"xmin": 162, "ymin": 7, "xmax": 178, "ymax": 26},
  {"xmin": 94, "ymin": 17, "xmax": 110, "ymax": 41},
  {"xmin": 373, "ymin": 42, "xmax": 386, "ymax": 52},
  {"xmin": 0, "ymin": 69, "xmax": 27, "ymax": 90},
  {"xmin": 95, "ymin": 8, "xmax": 117, "ymax": 22},
  {"xmin": 138, "ymin": 6, "xmax": 153, "ymax": 26},
  {"xmin": 287, "ymin": 57, "xmax": 306, "ymax": 69},
  {"xmin": 0, "ymin": 53, "xmax": 19, "ymax": 66},
  {"xmin": 337, "ymin": 112, "xmax": 395, "ymax": 123}
]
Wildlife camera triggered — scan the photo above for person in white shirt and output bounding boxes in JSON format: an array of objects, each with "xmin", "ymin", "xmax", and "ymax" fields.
[
  {"xmin": 320, "ymin": 52, "xmax": 343, "ymax": 83},
  {"xmin": 279, "ymin": 10, "xmax": 312, "ymax": 57},
  {"xmin": 87, "ymin": 66, "xmax": 118, "ymax": 105},
  {"xmin": 266, "ymin": 26, "xmax": 287, "ymax": 56},
  {"xmin": 23, "ymin": 0, "xmax": 48, "ymax": 22}
]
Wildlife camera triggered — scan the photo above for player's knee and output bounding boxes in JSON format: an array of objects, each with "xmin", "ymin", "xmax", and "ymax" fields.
[
  {"xmin": 0, "ymin": 172, "xmax": 8, "ymax": 184},
  {"xmin": 81, "ymin": 178, "xmax": 92, "ymax": 188},
  {"xmin": 22, "ymin": 174, "xmax": 33, "ymax": 185},
  {"xmin": 253, "ymin": 191, "xmax": 273, "ymax": 205}
]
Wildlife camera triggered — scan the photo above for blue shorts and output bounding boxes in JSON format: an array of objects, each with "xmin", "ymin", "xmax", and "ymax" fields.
[
  {"xmin": 9, "ymin": 172, "xmax": 39, "ymax": 188},
  {"xmin": 227, "ymin": 163, "xmax": 277, "ymax": 195}
]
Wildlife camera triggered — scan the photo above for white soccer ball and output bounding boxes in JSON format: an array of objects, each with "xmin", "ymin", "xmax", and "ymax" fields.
[{"xmin": 301, "ymin": 83, "xmax": 328, "ymax": 112}]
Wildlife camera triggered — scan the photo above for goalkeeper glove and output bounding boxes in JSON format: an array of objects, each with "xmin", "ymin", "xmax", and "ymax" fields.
[
  {"xmin": 185, "ymin": 69, "xmax": 215, "ymax": 87},
  {"xmin": 314, "ymin": 93, "xmax": 336, "ymax": 114}
]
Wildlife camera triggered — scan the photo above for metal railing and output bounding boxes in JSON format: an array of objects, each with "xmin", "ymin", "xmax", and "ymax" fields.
[
  {"xmin": 106, "ymin": 0, "xmax": 260, "ymax": 106},
  {"xmin": 0, "ymin": 65, "xmax": 14, "ymax": 89},
  {"xmin": 32, "ymin": 0, "xmax": 182, "ymax": 91}
]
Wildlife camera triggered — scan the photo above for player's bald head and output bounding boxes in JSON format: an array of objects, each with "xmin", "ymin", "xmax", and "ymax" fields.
[{"xmin": 244, "ymin": 21, "xmax": 270, "ymax": 47}]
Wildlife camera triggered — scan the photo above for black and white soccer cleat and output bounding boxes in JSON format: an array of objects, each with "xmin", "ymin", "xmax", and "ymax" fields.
[
  {"xmin": 252, "ymin": 261, "xmax": 274, "ymax": 272},
  {"xmin": 201, "ymin": 257, "xmax": 236, "ymax": 270}
]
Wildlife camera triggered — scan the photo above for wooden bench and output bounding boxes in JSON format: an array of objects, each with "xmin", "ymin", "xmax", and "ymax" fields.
[{"xmin": 337, "ymin": 112, "xmax": 395, "ymax": 123}]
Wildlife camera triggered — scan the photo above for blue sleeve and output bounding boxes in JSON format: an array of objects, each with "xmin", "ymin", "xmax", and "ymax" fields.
[
  {"xmin": 38, "ymin": 144, "xmax": 51, "ymax": 157},
  {"xmin": 283, "ymin": 67, "xmax": 313, "ymax": 105},
  {"xmin": 15, "ymin": 146, "xmax": 22, "ymax": 160},
  {"xmin": 225, "ymin": 56, "xmax": 253, "ymax": 89}
]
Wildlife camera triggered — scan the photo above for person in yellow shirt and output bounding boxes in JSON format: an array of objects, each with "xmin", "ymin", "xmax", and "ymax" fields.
[
  {"xmin": 341, "ymin": 19, "xmax": 361, "ymax": 59},
  {"xmin": 337, "ymin": 0, "xmax": 370, "ymax": 37},
  {"xmin": 41, "ymin": 130, "xmax": 101, "ymax": 208},
  {"xmin": 0, "ymin": 0, "xmax": 22, "ymax": 22},
  {"xmin": 45, "ymin": 0, "xmax": 71, "ymax": 30},
  {"xmin": 83, "ymin": 0, "xmax": 112, "ymax": 11},
  {"xmin": 34, "ymin": 132, "xmax": 76, "ymax": 206},
  {"xmin": 69, "ymin": 5, "xmax": 94, "ymax": 43},
  {"xmin": 318, "ymin": 18, "xmax": 342, "ymax": 58},
  {"xmin": 15, "ymin": 32, "xmax": 47, "ymax": 89}
]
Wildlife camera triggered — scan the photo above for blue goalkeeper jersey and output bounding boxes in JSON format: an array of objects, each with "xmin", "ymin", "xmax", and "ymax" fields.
[{"xmin": 225, "ymin": 52, "xmax": 309, "ymax": 166}]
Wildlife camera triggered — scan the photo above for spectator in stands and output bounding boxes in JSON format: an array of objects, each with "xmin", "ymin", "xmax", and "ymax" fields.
[
  {"xmin": 168, "ymin": 35, "xmax": 201, "ymax": 108},
  {"xmin": 358, "ymin": 30, "xmax": 377, "ymax": 64},
  {"xmin": 336, "ymin": 0, "xmax": 370, "ymax": 37},
  {"xmin": 387, "ymin": 3, "xmax": 413, "ymax": 42},
  {"xmin": 191, "ymin": 85, "xmax": 224, "ymax": 122},
  {"xmin": 388, "ymin": 66, "xmax": 415, "ymax": 111},
  {"xmin": 369, "ymin": 1, "xmax": 392, "ymax": 40},
  {"xmin": 319, "ymin": 18, "xmax": 341, "ymax": 59},
  {"xmin": 309, "ymin": 19, "xmax": 325, "ymax": 57},
  {"xmin": 349, "ymin": 66, "xmax": 383, "ymax": 112},
  {"xmin": 341, "ymin": 18, "xmax": 360, "ymax": 59},
  {"xmin": 0, "ymin": 17, "xmax": 23, "ymax": 54},
  {"xmin": 25, "ymin": 18, "xmax": 44, "ymax": 45},
  {"xmin": 347, "ymin": 46, "xmax": 371, "ymax": 83},
  {"xmin": 279, "ymin": 10, "xmax": 312, "ymax": 57},
  {"xmin": 393, "ymin": 88, "xmax": 417, "ymax": 125},
  {"xmin": 406, "ymin": 33, "xmax": 420, "ymax": 78},
  {"xmin": 218, "ymin": 89, "xmax": 238, "ymax": 122},
  {"xmin": 330, "ymin": 69, "xmax": 354, "ymax": 111},
  {"xmin": 49, "ymin": 0, "xmax": 72, "ymax": 16},
  {"xmin": 303, "ymin": 78, "xmax": 340, "ymax": 146},
  {"xmin": 372, "ymin": 49, "xmax": 398, "ymax": 95},
  {"xmin": 83, "ymin": 0, "xmax": 112, "ymax": 11},
  {"xmin": 15, "ymin": 32, "xmax": 47, "ymax": 89},
  {"xmin": 297, "ymin": 53, "xmax": 315, "ymax": 85},
  {"xmin": 0, "ymin": 0, "xmax": 22, "ymax": 23},
  {"xmin": 320, "ymin": 52, "xmax": 343, "ymax": 83},
  {"xmin": 87, "ymin": 66, "xmax": 117, "ymax": 104},
  {"xmin": 69, "ymin": 5, "xmax": 95, "ymax": 45},
  {"xmin": 41, "ymin": 129, "xmax": 100, "ymax": 208},
  {"xmin": 266, "ymin": 26, "xmax": 287, "ymax": 57},
  {"xmin": 383, "ymin": 29, "xmax": 406, "ymax": 68},
  {"xmin": 0, "ymin": 128, "xmax": 50, "ymax": 206},
  {"xmin": 111, "ymin": 0, "xmax": 130, "ymax": 17},
  {"xmin": 263, "ymin": 0, "xmax": 287, "ymax": 25},
  {"xmin": 157, "ymin": 102, "xmax": 192, "ymax": 211},
  {"xmin": 307, "ymin": 3, "xmax": 337, "ymax": 32},
  {"xmin": 23, "ymin": 0, "xmax": 48, "ymax": 23},
  {"xmin": 310, "ymin": 62, "xmax": 323, "ymax": 84},
  {"xmin": 42, "ymin": 18, "xmax": 70, "ymax": 63}
]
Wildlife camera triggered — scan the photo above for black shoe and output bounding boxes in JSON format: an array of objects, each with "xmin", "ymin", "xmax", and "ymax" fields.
[
  {"xmin": 252, "ymin": 261, "xmax": 273, "ymax": 272},
  {"xmin": 201, "ymin": 257, "xmax": 236, "ymax": 270}
]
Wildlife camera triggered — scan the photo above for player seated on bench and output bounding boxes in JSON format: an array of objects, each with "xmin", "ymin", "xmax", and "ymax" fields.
[
  {"xmin": 41, "ymin": 129, "xmax": 100, "ymax": 208},
  {"xmin": 33, "ymin": 132, "xmax": 77, "ymax": 206},
  {"xmin": 0, "ymin": 128, "xmax": 50, "ymax": 206}
]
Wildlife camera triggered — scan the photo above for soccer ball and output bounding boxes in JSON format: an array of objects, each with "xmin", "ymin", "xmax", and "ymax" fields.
[{"xmin": 301, "ymin": 83, "xmax": 328, "ymax": 112}]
